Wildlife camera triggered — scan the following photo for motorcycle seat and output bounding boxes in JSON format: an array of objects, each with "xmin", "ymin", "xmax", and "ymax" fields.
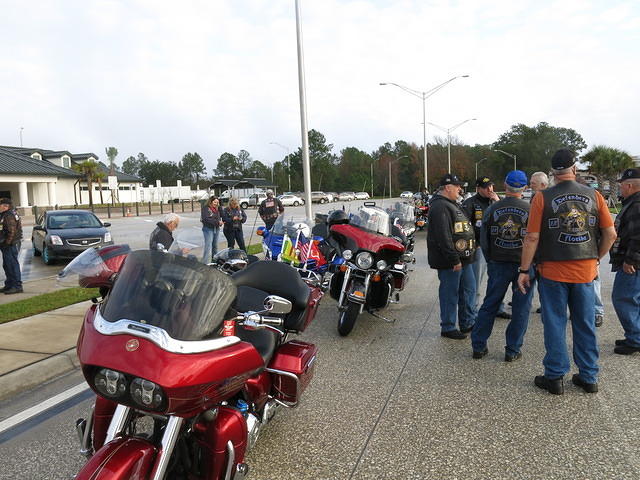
[
  {"xmin": 232, "ymin": 260, "xmax": 310, "ymax": 311},
  {"xmin": 235, "ymin": 323, "xmax": 279, "ymax": 364}
]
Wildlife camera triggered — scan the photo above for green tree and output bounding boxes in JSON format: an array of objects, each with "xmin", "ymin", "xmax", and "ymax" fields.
[
  {"xmin": 583, "ymin": 145, "xmax": 634, "ymax": 199},
  {"xmin": 244, "ymin": 160, "xmax": 271, "ymax": 180},
  {"xmin": 138, "ymin": 160, "xmax": 179, "ymax": 186},
  {"xmin": 287, "ymin": 129, "xmax": 338, "ymax": 191},
  {"xmin": 122, "ymin": 153, "xmax": 148, "ymax": 177},
  {"xmin": 493, "ymin": 122, "xmax": 587, "ymax": 178},
  {"xmin": 72, "ymin": 160, "xmax": 101, "ymax": 206},
  {"xmin": 214, "ymin": 152, "xmax": 242, "ymax": 178},
  {"xmin": 94, "ymin": 170, "xmax": 106, "ymax": 204},
  {"xmin": 179, "ymin": 152, "xmax": 206, "ymax": 185},
  {"xmin": 105, "ymin": 146, "xmax": 119, "ymax": 175}
]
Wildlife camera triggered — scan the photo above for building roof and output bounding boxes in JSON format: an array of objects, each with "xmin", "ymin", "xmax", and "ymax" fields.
[
  {"xmin": 96, "ymin": 162, "xmax": 142, "ymax": 183},
  {"xmin": 0, "ymin": 147, "xmax": 80, "ymax": 177}
]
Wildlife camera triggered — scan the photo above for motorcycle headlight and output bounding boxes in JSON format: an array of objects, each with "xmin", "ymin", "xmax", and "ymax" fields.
[
  {"xmin": 401, "ymin": 253, "xmax": 413, "ymax": 263},
  {"xmin": 376, "ymin": 260, "xmax": 387, "ymax": 271},
  {"xmin": 130, "ymin": 378, "xmax": 166, "ymax": 410},
  {"xmin": 342, "ymin": 249, "xmax": 353, "ymax": 261},
  {"xmin": 355, "ymin": 252, "xmax": 374, "ymax": 269},
  {"xmin": 50, "ymin": 235, "xmax": 64, "ymax": 246},
  {"xmin": 94, "ymin": 368, "xmax": 127, "ymax": 398},
  {"xmin": 104, "ymin": 232, "xmax": 112, "ymax": 242}
]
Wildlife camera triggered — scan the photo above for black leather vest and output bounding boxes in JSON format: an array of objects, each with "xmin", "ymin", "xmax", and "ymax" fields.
[
  {"xmin": 485, "ymin": 197, "xmax": 529, "ymax": 263},
  {"xmin": 539, "ymin": 181, "xmax": 599, "ymax": 261},
  {"xmin": 452, "ymin": 209, "xmax": 476, "ymax": 259},
  {"xmin": 261, "ymin": 198, "xmax": 279, "ymax": 220}
]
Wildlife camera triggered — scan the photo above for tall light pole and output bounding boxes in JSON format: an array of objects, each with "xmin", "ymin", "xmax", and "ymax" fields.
[
  {"xmin": 379, "ymin": 75, "xmax": 470, "ymax": 191},
  {"xmin": 19, "ymin": 127, "xmax": 24, "ymax": 147},
  {"xmin": 269, "ymin": 142, "xmax": 291, "ymax": 192},
  {"xmin": 295, "ymin": 0, "xmax": 312, "ymax": 220},
  {"xmin": 427, "ymin": 118, "xmax": 477, "ymax": 173},
  {"xmin": 493, "ymin": 149, "xmax": 517, "ymax": 170},
  {"xmin": 475, "ymin": 157, "xmax": 488, "ymax": 181},
  {"xmin": 389, "ymin": 155, "xmax": 409, "ymax": 200}
]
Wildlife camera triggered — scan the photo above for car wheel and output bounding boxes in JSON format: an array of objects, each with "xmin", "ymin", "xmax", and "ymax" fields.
[
  {"xmin": 293, "ymin": 201, "xmax": 299, "ymax": 206},
  {"xmin": 320, "ymin": 198, "xmax": 325, "ymax": 204},
  {"xmin": 32, "ymin": 238, "xmax": 41, "ymax": 257},
  {"xmin": 42, "ymin": 246, "xmax": 55, "ymax": 265},
  {"xmin": 240, "ymin": 202, "xmax": 248, "ymax": 209}
]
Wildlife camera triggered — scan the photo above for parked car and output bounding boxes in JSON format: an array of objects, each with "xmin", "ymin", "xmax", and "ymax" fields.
[
  {"xmin": 31, "ymin": 210, "xmax": 113, "ymax": 265},
  {"xmin": 400, "ymin": 191, "xmax": 414, "ymax": 199},
  {"xmin": 278, "ymin": 194, "xmax": 305, "ymax": 206},
  {"xmin": 354, "ymin": 192, "xmax": 370, "ymax": 200},
  {"xmin": 310, "ymin": 191, "xmax": 330, "ymax": 204},
  {"xmin": 326, "ymin": 192, "xmax": 339, "ymax": 202},
  {"xmin": 241, "ymin": 193, "xmax": 268, "ymax": 209},
  {"xmin": 337, "ymin": 192, "xmax": 355, "ymax": 201}
]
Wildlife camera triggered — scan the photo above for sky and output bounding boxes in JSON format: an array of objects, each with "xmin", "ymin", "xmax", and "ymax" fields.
[{"xmin": 2, "ymin": 0, "xmax": 639, "ymax": 176}]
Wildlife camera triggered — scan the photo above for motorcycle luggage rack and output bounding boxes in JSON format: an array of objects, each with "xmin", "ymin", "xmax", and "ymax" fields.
[{"xmin": 264, "ymin": 367, "xmax": 301, "ymax": 409}]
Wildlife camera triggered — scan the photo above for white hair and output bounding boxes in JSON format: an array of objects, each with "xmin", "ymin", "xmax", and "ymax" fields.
[
  {"xmin": 164, "ymin": 213, "xmax": 180, "ymax": 225},
  {"xmin": 530, "ymin": 171, "xmax": 549, "ymax": 186},
  {"xmin": 505, "ymin": 184, "xmax": 526, "ymax": 193}
]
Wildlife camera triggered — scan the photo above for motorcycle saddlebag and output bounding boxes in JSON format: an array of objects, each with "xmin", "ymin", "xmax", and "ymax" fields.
[{"xmin": 267, "ymin": 341, "xmax": 317, "ymax": 404}]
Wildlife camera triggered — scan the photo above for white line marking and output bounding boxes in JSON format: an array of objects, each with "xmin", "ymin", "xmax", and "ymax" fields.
[{"xmin": 0, "ymin": 383, "xmax": 89, "ymax": 434}]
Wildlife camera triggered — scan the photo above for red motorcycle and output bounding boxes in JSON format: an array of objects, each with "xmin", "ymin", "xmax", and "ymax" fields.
[
  {"xmin": 327, "ymin": 203, "xmax": 412, "ymax": 336},
  {"xmin": 61, "ymin": 245, "xmax": 322, "ymax": 479}
]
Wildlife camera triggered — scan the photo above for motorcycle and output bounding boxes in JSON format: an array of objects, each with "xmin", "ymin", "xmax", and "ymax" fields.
[
  {"xmin": 256, "ymin": 215, "xmax": 341, "ymax": 288},
  {"xmin": 327, "ymin": 203, "xmax": 413, "ymax": 336},
  {"xmin": 61, "ymin": 241, "xmax": 322, "ymax": 479},
  {"xmin": 387, "ymin": 201, "xmax": 416, "ymax": 254}
]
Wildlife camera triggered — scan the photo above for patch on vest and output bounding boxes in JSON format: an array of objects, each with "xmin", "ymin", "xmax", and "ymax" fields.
[
  {"xmin": 493, "ymin": 215, "xmax": 524, "ymax": 249},
  {"xmin": 551, "ymin": 193, "xmax": 590, "ymax": 213},
  {"xmin": 555, "ymin": 207, "xmax": 591, "ymax": 244}
]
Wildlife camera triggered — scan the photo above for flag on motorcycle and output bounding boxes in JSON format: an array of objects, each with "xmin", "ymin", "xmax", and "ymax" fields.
[
  {"xmin": 280, "ymin": 233, "xmax": 300, "ymax": 266},
  {"xmin": 299, "ymin": 237, "xmax": 327, "ymax": 267}
]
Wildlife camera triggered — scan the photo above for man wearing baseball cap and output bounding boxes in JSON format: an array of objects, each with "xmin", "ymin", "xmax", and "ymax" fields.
[
  {"xmin": 609, "ymin": 167, "xmax": 640, "ymax": 355},
  {"xmin": 258, "ymin": 189, "xmax": 284, "ymax": 230},
  {"xmin": 427, "ymin": 173, "xmax": 477, "ymax": 339},
  {"xmin": 463, "ymin": 175, "xmax": 511, "ymax": 319},
  {"xmin": 518, "ymin": 148, "xmax": 616, "ymax": 394},
  {"xmin": 471, "ymin": 170, "xmax": 533, "ymax": 361}
]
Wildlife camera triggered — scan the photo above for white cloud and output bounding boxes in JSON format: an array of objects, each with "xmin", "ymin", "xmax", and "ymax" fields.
[{"xmin": 1, "ymin": 0, "xmax": 638, "ymax": 176}]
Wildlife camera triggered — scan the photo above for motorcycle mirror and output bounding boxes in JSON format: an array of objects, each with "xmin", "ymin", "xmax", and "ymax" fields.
[{"xmin": 263, "ymin": 295, "xmax": 292, "ymax": 315}]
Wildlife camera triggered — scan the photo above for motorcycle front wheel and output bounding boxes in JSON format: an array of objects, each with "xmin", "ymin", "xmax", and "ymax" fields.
[{"xmin": 337, "ymin": 301, "xmax": 360, "ymax": 336}]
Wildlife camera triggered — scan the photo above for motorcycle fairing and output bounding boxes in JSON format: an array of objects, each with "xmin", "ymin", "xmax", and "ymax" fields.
[{"xmin": 330, "ymin": 224, "xmax": 405, "ymax": 253}]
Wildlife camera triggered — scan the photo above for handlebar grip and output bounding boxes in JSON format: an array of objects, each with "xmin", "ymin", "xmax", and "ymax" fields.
[{"xmin": 261, "ymin": 316, "xmax": 284, "ymax": 326}]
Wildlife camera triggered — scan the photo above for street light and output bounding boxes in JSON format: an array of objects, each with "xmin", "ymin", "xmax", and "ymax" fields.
[
  {"xmin": 19, "ymin": 127, "xmax": 24, "ymax": 147},
  {"xmin": 269, "ymin": 142, "xmax": 291, "ymax": 192},
  {"xmin": 475, "ymin": 157, "xmax": 488, "ymax": 181},
  {"xmin": 427, "ymin": 118, "xmax": 477, "ymax": 173},
  {"xmin": 379, "ymin": 75, "xmax": 470, "ymax": 191},
  {"xmin": 493, "ymin": 149, "xmax": 517, "ymax": 170},
  {"xmin": 389, "ymin": 155, "xmax": 409, "ymax": 200}
]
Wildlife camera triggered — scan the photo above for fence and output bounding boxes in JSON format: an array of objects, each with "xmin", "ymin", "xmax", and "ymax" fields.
[{"xmin": 32, "ymin": 200, "xmax": 203, "ymax": 220}]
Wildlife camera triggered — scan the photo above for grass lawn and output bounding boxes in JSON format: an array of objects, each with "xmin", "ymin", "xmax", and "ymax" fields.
[
  {"xmin": 0, "ymin": 287, "xmax": 99, "ymax": 324},
  {"xmin": 246, "ymin": 243, "xmax": 263, "ymax": 255}
]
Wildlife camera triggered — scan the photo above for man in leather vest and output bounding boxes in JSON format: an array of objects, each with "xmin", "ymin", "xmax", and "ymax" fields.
[
  {"xmin": 0, "ymin": 198, "xmax": 24, "ymax": 294},
  {"xmin": 518, "ymin": 149, "xmax": 616, "ymax": 395},
  {"xmin": 463, "ymin": 176, "xmax": 511, "ymax": 319},
  {"xmin": 258, "ymin": 190, "xmax": 284, "ymax": 230},
  {"xmin": 471, "ymin": 171, "xmax": 533, "ymax": 361},
  {"xmin": 609, "ymin": 168, "xmax": 640, "ymax": 355},
  {"xmin": 427, "ymin": 174, "xmax": 476, "ymax": 339}
]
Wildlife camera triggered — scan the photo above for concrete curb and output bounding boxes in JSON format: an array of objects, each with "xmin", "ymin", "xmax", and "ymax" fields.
[{"xmin": 0, "ymin": 348, "xmax": 80, "ymax": 402}]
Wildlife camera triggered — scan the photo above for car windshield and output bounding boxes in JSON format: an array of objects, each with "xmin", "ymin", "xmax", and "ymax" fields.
[
  {"xmin": 349, "ymin": 206, "xmax": 390, "ymax": 236},
  {"xmin": 47, "ymin": 212, "xmax": 103, "ymax": 229},
  {"xmin": 100, "ymin": 250, "xmax": 236, "ymax": 341}
]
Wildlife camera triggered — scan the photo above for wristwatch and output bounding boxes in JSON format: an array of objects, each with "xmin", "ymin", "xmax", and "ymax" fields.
[{"xmin": 518, "ymin": 268, "xmax": 529, "ymax": 274}]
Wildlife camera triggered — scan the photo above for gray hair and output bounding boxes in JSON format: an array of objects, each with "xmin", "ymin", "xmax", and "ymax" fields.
[
  {"xmin": 530, "ymin": 171, "xmax": 549, "ymax": 186},
  {"xmin": 553, "ymin": 165, "xmax": 575, "ymax": 176},
  {"xmin": 164, "ymin": 213, "xmax": 180, "ymax": 225},
  {"xmin": 506, "ymin": 185, "xmax": 526, "ymax": 193}
]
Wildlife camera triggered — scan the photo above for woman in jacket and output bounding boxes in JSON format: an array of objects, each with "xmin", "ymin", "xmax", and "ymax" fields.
[
  {"xmin": 201, "ymin": 196, "xmax": 222, "ymax": 263},
  {"xmin": 222, "ymin": 197, "xmax": 247, "ymax": 251}
]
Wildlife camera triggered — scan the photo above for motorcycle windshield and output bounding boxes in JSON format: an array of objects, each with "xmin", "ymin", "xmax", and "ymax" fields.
[
  {"xmin": 388, "ymin": 202, "xmax": 416, "ymax": 227},
  {"xmin": 100, "ymin": 250, "xmax": 237, "ymax": 341},
  {"xmin": 349, "ymin": 206, "xmax": 390, "ymax": 237},
  {"xmin": 270, "ymin": 215, "xmax": 313, "ymax": 238}
]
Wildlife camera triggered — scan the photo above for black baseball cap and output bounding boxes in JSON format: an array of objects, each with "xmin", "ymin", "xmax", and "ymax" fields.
[
  {"xmin": 476, "ymin": 176, "xmax": 493, "ymax": 188},
  {"xmin": 617, "ymin": 168, "xmax": 640, "ymax": 182},
  {"xmin": 551, "ymin": 148, "xmax": 576, "ymax": 170},
  {"xmin": 439, "ymin": 173, "xmax": 464, "ymax": 187}
]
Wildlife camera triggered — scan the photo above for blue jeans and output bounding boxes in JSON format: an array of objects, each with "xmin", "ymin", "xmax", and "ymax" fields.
[
  {"xmin": 202, "ymin": 226, "xmax": 220, "ymax": 263},
  {"xmin": 473, "ymin": 249, "xmax": 507, "ymax": 314},
  {"xmin": 611, "ymin": 270, "xmax": 640, "ymax": 347},
  {"xmin": 471, "ymin": 262, "xmax": 534, "ymax": 355},
  {"xmin": 1, "ymin": 244, "xmax": 22, "ymax": 289},
  {"xmin": 594, "ymin": 275, "xmax": 604, "ymax": 316},
  {"xmin": 437, "ymin": 264, "xmax": 476, "ymax": 332},
  {"xmin": 538, "ymin": 276, "xmax": 598, "ymax": 383}
]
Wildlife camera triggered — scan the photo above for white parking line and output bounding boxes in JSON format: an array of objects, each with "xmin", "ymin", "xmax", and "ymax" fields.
[{"xmin": 0, "ymin": 383, "xmax": 89, "ymax": 435}]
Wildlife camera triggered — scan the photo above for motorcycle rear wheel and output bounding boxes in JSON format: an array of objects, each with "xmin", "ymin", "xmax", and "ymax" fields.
[{"xmin": 338, "ymin": 301, "xmax": 360, "ymax": 336}]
